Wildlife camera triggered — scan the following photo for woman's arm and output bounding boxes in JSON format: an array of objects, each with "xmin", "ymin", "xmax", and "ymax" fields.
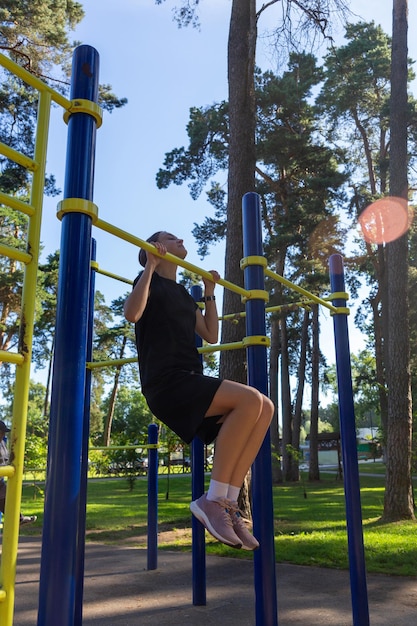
[
  {"xmin": 123, "ymin": 243, "xmax": 165, "ymax": 323},
  {"xmin": 194, "ymin": 270, "xmax": 220, "ymax": 344}
]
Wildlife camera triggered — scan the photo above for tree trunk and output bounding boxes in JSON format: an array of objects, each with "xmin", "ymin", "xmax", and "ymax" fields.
[
  {"xmin": 289, "ymin": 308, "xmax": 310, "ymax": 481},
  {"xmin": 222, "ymin": 0, "xmax": 258, "ymax": 517},
  {"xmin": 383, "ymin": 0, "xmax": 415, "ymax": 521},
  {"xmin": 220, "ymin": 0, "xmax": 257, "ymax": 384},
  {"xmin": 280, "ymin": 315, "xmax": 292, "ymax": 480},
  {"xmin": 269, "ymin": 317, "xmax": 283, "ymax": 482},
  {"xmin": 103, "ymin": 336, "xmax": 127, "ymax": 446},
  {"xmin": 309, "ymin": 304, "xmax": 320, "ymax": 481}
]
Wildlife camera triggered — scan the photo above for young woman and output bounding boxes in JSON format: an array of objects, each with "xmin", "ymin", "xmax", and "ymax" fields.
[{"xmin": 124, "ymin": 231, "xmax": 274, "ymax": 550}]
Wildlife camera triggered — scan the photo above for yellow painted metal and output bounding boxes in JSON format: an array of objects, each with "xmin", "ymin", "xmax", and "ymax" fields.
[
  {"xmin": 0, "ymin": 243, "xmax": 32, "ymax": 265},
  {"xmin": 0, "ymin": 350, "xmax": 25, "ymax": 366},
  {"xmin": 0, "ymin": 191, "xmax": 35, "ymax": 217},
  {"xmin": 0, "ymin": 53, "xmax": 71, "ymax": 109},
  {"xmin": 264, "ymin": 267, "xmax": 339, "ymax": 314},
  {"xmin": 56, "ymin": 197, "xmax": 99, "ymax": 222},
  {"xmin": 91, "ymin": 262, "xmax": 133, "ymax": 285},
  {"xmin": 95, "ymin": 217, "xmax": 251, "ymax": 299},
  {"xmin": 328, "ymin": 291, "xmax": 349, "ymax": 301},
  {"xmin": 242, "ymin": 335, "xmax": 271, "ymax": 347},
  {"xmin": 240, "ymin": 255, "xmax": 268, "ymax": 269},
  {"xmin": 0, "ymin": 143, "xmax": 37, "ymax": 171},
  {"xmin": 86, "ymin": 356, "xmax": 137, "ymax": 370},
  {"xmin": 90, "ymin": 444, "xmax": 159, "ymax": 451},
  {"xmin": 63, "ymin": 98, "xmax": 103, "ymax": 128},
  {"xmin": 0, "ymin": 466, "xmax": 16, "ymax": 478},
  {"xmin": 197, "ymin": 341, "xmax": 245, "ymax": 354},
  {"xmin": 0, "ymin": 90, "xmax": 52, "ymax": 626},
  {"xmin": 241, "ymin": 289, "xmax": 269, "ymax": 303}
]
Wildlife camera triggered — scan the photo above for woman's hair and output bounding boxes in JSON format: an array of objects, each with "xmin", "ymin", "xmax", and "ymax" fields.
[{"xmin": 139, "ymin": 231, "xmax": 163, "ymax": 267}]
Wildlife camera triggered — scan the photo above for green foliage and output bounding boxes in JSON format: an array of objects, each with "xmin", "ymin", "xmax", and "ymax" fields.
[
  {"xmin": 96, "ymin": 385, "xmax": 152, "ymax": 445},
  {"xmin": 21, "ymin": 473, "xmax": 416, "ymax": 575}
]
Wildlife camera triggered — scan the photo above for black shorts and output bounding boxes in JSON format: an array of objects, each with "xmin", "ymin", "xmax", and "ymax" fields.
[{"xmin": 143, "ymin": 370, "xmax": 223, "ymax": 444}]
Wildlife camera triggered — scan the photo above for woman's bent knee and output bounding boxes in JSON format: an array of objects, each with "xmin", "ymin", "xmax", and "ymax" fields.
[{"xmin": 262, "ymin": 395, "xmax": 275, "ymax": 420}]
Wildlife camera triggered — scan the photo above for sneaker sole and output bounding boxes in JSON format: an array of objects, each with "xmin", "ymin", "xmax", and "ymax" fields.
[
  {"xmin": 190, "ymin": 501, "xmax": 242, "ymax": 548},
  {"xmin": 239, "ymin": 541, "xmax": 260, "ymax": 551}
]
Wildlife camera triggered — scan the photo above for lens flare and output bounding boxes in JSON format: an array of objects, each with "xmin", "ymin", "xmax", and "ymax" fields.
[{"xmin": 358, "ymin": 197, "xmax": 412, "ymax": 245}]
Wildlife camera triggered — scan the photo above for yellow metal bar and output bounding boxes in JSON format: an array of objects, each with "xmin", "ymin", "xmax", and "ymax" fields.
[
  {"xmin": 0, "ymin": 142, "xmax": 37, "ymax": 171},
  {"xmin": 90, "ymin": 444, "xmax": 159, "ymax": 451},
  {"xmin": 87, "ymin": 338, "xmax": 250, "ymax": 369},
  {"xmin": 86, "ymin": 356, "xmax": 137, "ymax": 370},
  {"xmin": 198, "ymin": 341, "xmax": 245, "ymax": 354},
  {"xmin": 0, "ymin": 350, "xmax": 25, "ymax": 366},
  {"xmin": 91, "ymin": 261, "xmax": 133, "ymax": 285},
  {"xmin": 94, "ymin": 217, "xmax": 252, "ymax": 299},
  {"xmin": 0, "ymin": 465, "xmax": 16, "ymax": 478},
  {"xmin": 264, "ymin": 267, "xmax": 339, "ymax": 314},
  {"xmin": 0, "ymin": 243, "xmax": 32, "ymax": 265},
  {"xmin": 0, "ymin": 191, "xmax": 35, "ymax": 217},
  {"xmin": 0, "ymin": 90, "xmax": 52, "ymax": 626},
  {"xmin": 242, "ymin": 335, "xmax": 270, "ymax": 347},
  {"xmin": 0, "ymin": 53, "xmax": 71, "ymax": 109}
]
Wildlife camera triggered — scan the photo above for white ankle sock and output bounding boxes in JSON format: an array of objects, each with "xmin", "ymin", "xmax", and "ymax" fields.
[
  {"xmin": 227, "ymin": 485, "xmax": 241, "ymax": 503},
  {"xmin": 207, "ymin": 479, "xmax": 229, "ymax": 501}
]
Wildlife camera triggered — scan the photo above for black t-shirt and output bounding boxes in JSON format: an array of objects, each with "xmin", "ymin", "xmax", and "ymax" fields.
[{"xmin": 134, "ymin": 272, "xmax": 203, "ymax": 389}]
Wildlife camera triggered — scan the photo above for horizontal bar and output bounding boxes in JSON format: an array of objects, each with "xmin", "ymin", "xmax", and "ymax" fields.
[
  {"xmin": 0, "ymin": 243, "xmax": 32, "ymax": 265},
  {"xmin": 90, "ymin": 444, "xmax": 159, "ymax": 451},
  {"xmin": 0, "ymin": 191, "xmax": 35, "ymax": 217},
  {"xmin": 0, "ymin": 465, "xmax": 16, "ymax": 478},
  {"xmin": 0, "ymin": 142, "xmax": 37, "ymax": 171},
  {"xmin": 265, "ymin": 267, "xmax": 339, "ymax": 313},
  {"xmin": 0, "ymin": 350, "xmax": 25, "ymax": 365},
  {"xmin": 0, "ymin": 53, "xmax": 71, "ymax": 109},
  {"xmin": 91, "ymin": 262, "xmax": 133, "ymax": 285},
  {"xmin": 94, "ymin": 217, "xmax": 251, "ymax": 299}
]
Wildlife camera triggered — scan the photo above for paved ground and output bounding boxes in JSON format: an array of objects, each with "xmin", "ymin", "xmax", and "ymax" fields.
[{"xmin": 12, "ymin": 536, "xmax": 417, "ymax": 625}]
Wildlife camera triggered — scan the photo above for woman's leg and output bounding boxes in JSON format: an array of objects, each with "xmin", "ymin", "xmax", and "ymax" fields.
[
  {"xmin": 205, "ymin": 380, "xmax": 274, "ymax": 489},
  {"xmin": 190, "ymin": 380, "xmax": 274, "ymax": 549}
]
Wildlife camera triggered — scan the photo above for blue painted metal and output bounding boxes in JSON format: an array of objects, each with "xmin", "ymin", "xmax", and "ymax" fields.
[
  {"xmin": 37, "ymin": 45, "xmax": 99, "ymax": 626},
  {"xmin": 190, "ymin": 284, "xmax": 206, "ymax": 606},
  {"xmin": 73, "ymin": 238, "xmax": 96, "ymax": 625},
  {"xmin": 147, "ymin": 423, "xmax": 159, "ymax": 570},
  {"xmin": 329, "ymin": 254, "xmax": 370, "ymax": 626},
  {"xmin": 242, "ymin": 192, "xmax": 278, "ymax": 626}
]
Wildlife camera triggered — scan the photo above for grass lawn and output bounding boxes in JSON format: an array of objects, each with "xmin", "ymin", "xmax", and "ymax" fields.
[{"xmin": 19, "ymin": 472, "xmax": 416, "ymax": 576}]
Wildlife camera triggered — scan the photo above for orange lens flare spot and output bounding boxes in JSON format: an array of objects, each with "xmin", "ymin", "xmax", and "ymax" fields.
[{"xmin": 358, "ymin": 197, "xmax": 412, "ymax": 245}]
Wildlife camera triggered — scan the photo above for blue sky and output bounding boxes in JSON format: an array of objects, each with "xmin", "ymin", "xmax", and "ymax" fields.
[{"xmin": 38, "ymin": 0, "xmax": 416, "ymax": 375}]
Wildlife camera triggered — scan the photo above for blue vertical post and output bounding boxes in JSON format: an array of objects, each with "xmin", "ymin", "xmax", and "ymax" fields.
[
  {"xmin": 147, "ymin": 423, "xmax": 159, "ymax": 570},
  {"xmin": 242, "ymin": 192, "xmax": 278, "ymax": 626},
  {"xmin": 191, "ymin": 284, "xmax": 206, "ymax": 606},
  {"xmin": 74, "ymin": 238, "xmax": 97, "ymax": 626},
  {"xmin": 37, "ymin": 45, "xmax": 99, "ymax": 626},
  {"xmin": 329, "ymin": 254, "xmax": 370, "ymax": 626}
]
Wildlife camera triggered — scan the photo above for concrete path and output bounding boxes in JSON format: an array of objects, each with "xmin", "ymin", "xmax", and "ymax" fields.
[{"xmin": 12, "ymin": 537, "xmax": 417, "ymax": 625}]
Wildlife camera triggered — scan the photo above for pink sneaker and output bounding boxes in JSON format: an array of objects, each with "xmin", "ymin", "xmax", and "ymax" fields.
[
  {"xmin": 228, "ymin": 502, "xmax": 259, "ymax": 551},
  {"xmin": 190, "ymin": 494, "xmax": 242, "ymax": 548}
]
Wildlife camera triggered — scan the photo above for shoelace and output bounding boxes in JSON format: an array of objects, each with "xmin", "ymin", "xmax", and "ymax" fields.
[
  {"xmin": 214, "ymin": 498, "xmax": 236, "ymax": 527},
  {"xmin": 225, "ymin": 500, "xmax": 251, "ymax": 527}
]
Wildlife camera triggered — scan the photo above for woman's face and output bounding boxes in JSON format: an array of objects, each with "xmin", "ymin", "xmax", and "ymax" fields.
[{"xmin": 158, "ymin": 232, "xmax": 187, "ymax": 259}]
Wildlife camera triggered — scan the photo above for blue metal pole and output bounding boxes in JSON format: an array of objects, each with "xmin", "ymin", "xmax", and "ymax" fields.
[
  {"xmin": 74, "ymin": 238, "xmax": 96, "ymax": 626},
  {"xmin": 191, "ymin": 284, "xmax": 206, "ymax": 606},
  {"xmin": 242, "ymin": 192, "xmax": 278, "ymax": 626},
  {"xmin": 37, "ymin": 45, "xmax": 99, "ymax": 626},
  {"xmin": 147, "ymin": 423, "xmax": 159, "ymax": 570},
  {"xmin": 329, "ymin": 254, "xmax": 370, "ymax": 626}
]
